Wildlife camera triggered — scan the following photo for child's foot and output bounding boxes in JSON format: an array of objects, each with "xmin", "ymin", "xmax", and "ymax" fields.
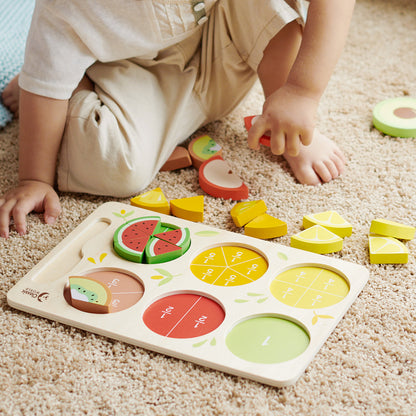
[
  {"xmin": 283, "ymin": 131, "xmax": 346, "ymax": 185},
  {"xmin": 2, "ymin": 74, "xmax": 20, "ymax": 116}
]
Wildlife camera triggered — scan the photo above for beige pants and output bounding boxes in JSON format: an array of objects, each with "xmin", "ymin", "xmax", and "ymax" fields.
[{"xmin": 58, "ymin": 0, "xmax": 307, "ymax": 197}]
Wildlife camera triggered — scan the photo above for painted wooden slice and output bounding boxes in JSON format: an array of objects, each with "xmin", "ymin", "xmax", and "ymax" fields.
[
  {"xmin": 244, "ymin": 213, "xmax": 287, "ymax": 239},
  {"xmin": 369, "ymin": 236, "xmax": 408, "ymax": 264},
  {"xmin": 291, "ymin": 225, "xmax": 343, "ymax": 254},
  {"xmin": 130, "ymin": 187, "xmax": 170, "ymax": 215},
  {"xmin": 199, "ymin": 156, "xmax": 249, "ymax": 200},
  {"xmin": 188, "ymin": 135, "xmax": 222, "ymax": 169},
  {"xmin": 170, "ymin": 195, "xmax": 204, "ymax": 222},
  {"xmin": 160, "ymin": 146, "xmax": 192, "ymax": 171},
  {"xmin": 303, "ymin": 211, "xmax": 353, "ymax": 238},
  {"xmin": 370, "ymin": 218, "xmax": 415, "ymax": 240},
  {"xmin": 230, "ymin": 200, "xmax": 267, "ymax": 227}
]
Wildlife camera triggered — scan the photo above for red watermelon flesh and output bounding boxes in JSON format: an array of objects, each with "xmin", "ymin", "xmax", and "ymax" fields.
[
  {"xmin": 127, "ymin": 218, "xmax": 160, "ymax": 236},
  {"xmin": 122, "ymin": 234, "xmax": 149, "ymax": 253},
  {"xmin": 154, "ymin": 228, "xmax": 185, "ymax": 245},
  {"xmin": 146, "ymin": 237, "xmax": 183, "ymax": 264}
]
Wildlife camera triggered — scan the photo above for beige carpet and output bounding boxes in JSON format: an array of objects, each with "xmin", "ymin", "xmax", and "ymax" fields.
[{"xmin": 1, "ymin": 0, "xmax": 416, "ymax": 414}]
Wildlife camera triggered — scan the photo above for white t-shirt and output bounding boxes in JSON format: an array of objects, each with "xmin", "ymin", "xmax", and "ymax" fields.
[{"xmin": 19, "ymin": 0, "xmax": 217, "ymax": 99}]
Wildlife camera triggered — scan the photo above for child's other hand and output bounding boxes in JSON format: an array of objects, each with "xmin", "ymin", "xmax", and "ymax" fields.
[
  {"xmin": 247, "ymin": 84, "xmax": 319, "ymax": 156},
  {"xmin": 0, "ymin": 180, "xmax": 61, "ymax": 238}
]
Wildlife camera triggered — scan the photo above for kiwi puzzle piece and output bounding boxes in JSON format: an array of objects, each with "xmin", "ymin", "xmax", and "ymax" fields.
[
  {"xmin": 244, "ymin": 213, "xmax": 287, "ymax": 240},
  {"xmin": 244, "ymin": 115, "xmax": 271, "ymax": 147},
  {"xmin": 160, "ymin": 146, "xmax": 192, "ymax": 171},
  {"xmin": 130, "ymin": 187, "xmax": 170, "ymax": 215},
  {"xmin": 188, "ymin": 135, "xmax": 223, "ymax": 169},
  {"xmin": 291, "ymin": 225, "xmax": 343, "ymax": 254},
  {"xmin": 7, "ymin": 202, "xmax": 369, "ymax": 388},
  {"xmin": 199, "ymin": 155, "xmax": 249, "ymax": 200},
  {"xmin": 68, "ymin": 276, "xmax": 112, "ymax": 314},
  {"xmin": 368, "ymin": 236, "xmax": 408, "ymax": 264},
  {"xmin": 303, "ymin": 211, "xmax": 353, "ymax": 238},
  {"xmin": 230, "ymin": 200, "xmax": 268, "ymax": 227},
  {"xmin": 370, "ymin": 218, "xmax": 415, "ymax": 241},
  {"xmin": 373, "ymin": 97, "xmax": 416, "ymax": 138},
  {"xmin": 170, "ymin": 195, "xmax": 204, "ymax": 222}
]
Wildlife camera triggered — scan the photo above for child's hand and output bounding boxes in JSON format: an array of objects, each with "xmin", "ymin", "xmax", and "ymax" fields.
[
  {"xmin": 247, "ymin": 84, "xmax": 319, "ymax": 156},
  {"xmin": 0, "ymin": 180, "xmax": 61, "ymax": 238}
]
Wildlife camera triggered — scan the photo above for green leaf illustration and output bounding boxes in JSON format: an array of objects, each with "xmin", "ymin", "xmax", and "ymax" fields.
[
  {"xmin": 154, "ymin": 268, "xmax": 173, "ymax": 279},
  {"xmin": 234, "ymin": 299, "xmax": 249, "ymax": 303},
  {"xmin": 257, "ymin": 297, "xmax": 268, "ymax": 304},
  {"xmin": 159, "ymin": 276, "xmax": 173, "ymax": 286},
  {"xmin": 210, "ymin": 338, "xmax": 217, "ymax": 346},
  {"xmin": 247, "ymin": 292, "xmax": 263, "ymax": 297},
  {"xmin": 193, "ymin": 340, "xmax": 208, "ymax": 348},
  {"xmin": 277, "ymin": 252, "xmax": 288, "ymax": 261},
  {"xmin": 112, "ymin": 212, "xmax": 125, "ymax": 218},
  {"xmin": 194, "ymin": 231, "xmax": 220, "ymax": 237}
]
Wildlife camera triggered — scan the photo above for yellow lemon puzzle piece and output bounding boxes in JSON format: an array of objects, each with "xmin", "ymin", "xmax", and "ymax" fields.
[
  {"xmin": 303, "ymin": 211, "xmax": 353, "ymax": 238},
  {"xmin": 368, "ymin": 236, "xmax": 408, "ymax": 264},
  {"xmin": 230, "ymin": 200, "xmax": 267, "ymax": 227},
  {"xmin": 370, "ymin": 219, "xmax": 415, "ymax": 241},
  {"xmin": 130, "ymin": 187, "xmax": 170, "ymax": 215},
  {"xmin": 170, "ymin": 195, "xmax": 204, "ymax": 222},
  {"xmin": 244, "ymin": 213, "xmax": 287, "ymax": 239},
  {"xmin": 291, "ymin": 225, "xmax": 343, "ymax": 254}
]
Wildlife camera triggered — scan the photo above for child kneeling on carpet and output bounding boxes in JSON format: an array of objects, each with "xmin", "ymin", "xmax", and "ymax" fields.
[{"xmin": 0, "ymin": 0, "xmax": 355, "ymax": 238}]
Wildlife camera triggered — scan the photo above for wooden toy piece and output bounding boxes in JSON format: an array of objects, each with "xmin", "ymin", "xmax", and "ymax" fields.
[
  {"xmin": 373, "ymin": 97, "xmax": 416, "ymax": 138},
  {"xmin": 130, "ymin": 187, "xmax": 170, "ymax": 215},
  {"xmin": 154, "ymin": 227, "xmax": 191, "ymax": 252},
  {"xmin": 160, "ymin": 146, "xmax": 192, "ymax": 171},
  {"xmin": 244, "ymin": 115, "xmax": 271, "ymax": 147},
  {"xmin": 113, "ymin": 216, "xmax": 162, "ymax": 263},
  {"xmin": 303, "ymin": 211, "xmax": 353, "ymax": 238},
  {"xmin": 145, "ymin": 236, "xmax": 184, "ymax": 264},
  {"xmin": 188, "ymin": 135, "xmax": 222, "ymax": 169},
  {"xmin": 230, "ymin": 200, "xmax": 267, "ymax": 227},
  {"xmin": 199, "ymin": 155, "xmax": 249, "ymax": 200},
  {"xmin": 291, "ymin": 225, "xmax": 343, "ymax": 254},
  {"xmin": 244, "ymin": 213, "xmax": 287, "ymax": 239},
  {"xmin": 68, "ymin": 276, "xmax": 112, "ymax": 314},
  {"xmin": 370, "ymin": 218, "xmax": 415, "ymax": 240},
  {"xmin": 170, "ymin": 195, "xmax": 204, "ymax": 222},
  {"xmin": 369, "ymin": 236, "xmax": 408, "ymax": 264}
]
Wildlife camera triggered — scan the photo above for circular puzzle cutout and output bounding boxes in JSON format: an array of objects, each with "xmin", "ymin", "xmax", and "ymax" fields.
[
  {"xmin": 270, "ymin": 266, "xmax": 349, "ymax": 309},
  {"xmin": 226, "ymin": 316, "xmax": 309, "ymax": 364},
  {"xmin": 143, "ymin": 293, "xmax": 225, "ymax": 338},
  {"xmin": 65, "ymin": 270, "xmax": 144, "ymax": 314},
  {"xmin": 190, "ymin": 245, "xmax": 268, "ymax": 286},
  {"xmin": 373, "ymin": 97, "xmax": 416, "ymax": 138}
]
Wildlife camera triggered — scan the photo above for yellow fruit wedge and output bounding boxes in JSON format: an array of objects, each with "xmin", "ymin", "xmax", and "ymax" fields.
[
  {"xmin": 170, "ymin": 195, "xmax": 204, "ymax": 222},
  {"xmin": 291, "ymin": 225, "xmax": 343, "ymax": 254},
  {"xmin": 130, "ymin": 187, "xmax": 170, "ymax": 215},
  {"xmin": 370, "ymin": 219, "xmax": 415, "ymax": 241},
  {"xmin": 303, "ymin": 211, "xmax": 352, "ymax": 237},
  {"xmin": 368, "ymin": 236, "xmax": 408, "ymax": 264},
  {"xmin": 230, "ymin": 200, "xmax": 267, "ymax": 227},
  {"xmin": 244, "ymin": 213, "xmax": 287, "ymax": 239}
]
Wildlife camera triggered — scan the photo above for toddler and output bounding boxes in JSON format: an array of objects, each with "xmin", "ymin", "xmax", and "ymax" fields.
[{"xmin": 0, "ymin": 0, "xmax": 355, "ymax": 238}]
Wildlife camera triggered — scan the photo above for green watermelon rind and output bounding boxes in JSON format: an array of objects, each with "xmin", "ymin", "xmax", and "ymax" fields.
[
  {"xmin": 145, "ymin": 237, "xmax": 183, "ymax": 264},
  {"xmin": 113, "ymin": 216, "xmax": 161, "ymax": 263}
]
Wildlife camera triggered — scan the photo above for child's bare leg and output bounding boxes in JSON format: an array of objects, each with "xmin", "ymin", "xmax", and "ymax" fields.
[
  {"xmin": 256, "ymin": 20, "xmax": 346, "ymax": 185},
  {"xmin": 2, "ymin": 75, "xmax": 20, "ymax": 116}
]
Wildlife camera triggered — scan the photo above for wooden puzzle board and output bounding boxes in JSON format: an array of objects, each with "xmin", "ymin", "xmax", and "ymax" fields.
[{"xmin": 7, "ymin": 202, "xmax": 369, "ymax": 387}]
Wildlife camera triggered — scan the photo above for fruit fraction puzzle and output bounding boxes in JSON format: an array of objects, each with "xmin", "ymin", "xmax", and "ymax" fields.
[{"xmin": 7, "ymin": 202, "xmax": 369, "ymax": 387}]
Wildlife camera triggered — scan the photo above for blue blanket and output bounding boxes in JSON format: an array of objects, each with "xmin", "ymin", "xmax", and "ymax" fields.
[{"xmin": 0, "ymin": 0, "xmax": 35, "ymax": 128}]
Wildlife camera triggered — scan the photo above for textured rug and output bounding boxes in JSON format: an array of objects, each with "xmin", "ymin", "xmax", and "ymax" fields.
[{"xmin": 1, "ymin": 0, "xmax": 415, "ymax": 414}]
